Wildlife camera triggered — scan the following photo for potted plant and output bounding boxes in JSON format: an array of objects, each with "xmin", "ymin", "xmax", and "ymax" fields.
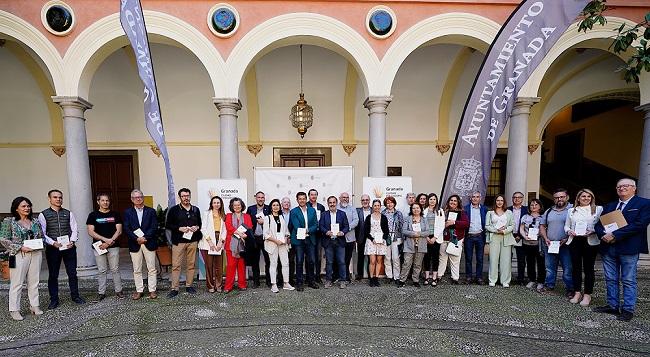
[{"xmin": 155, "ymin": 205, "xmax": 172, "ymax": 267}]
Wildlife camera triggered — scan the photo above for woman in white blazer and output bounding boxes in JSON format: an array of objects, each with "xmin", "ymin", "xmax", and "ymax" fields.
[
  {"xmin": 485, "ymin": 195, "xmax": 515, "ymax": 288},
  {"xmin": 263, "ymin": 199, "xmax": 294, "ymax": 293},
  {"xmin": 199, "ymin": 196, "xmax": 227, "ymax": 293}
]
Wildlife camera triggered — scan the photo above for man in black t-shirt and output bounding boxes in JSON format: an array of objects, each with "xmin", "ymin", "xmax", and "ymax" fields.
[{"xmin": 86, "ymin": 193, "xmax": 124, "ymax": 301}]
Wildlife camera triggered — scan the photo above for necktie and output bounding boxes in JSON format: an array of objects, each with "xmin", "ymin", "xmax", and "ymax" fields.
[{"xmin": 616, "ymin": 201, "xmax": 625, "ymax": 211}]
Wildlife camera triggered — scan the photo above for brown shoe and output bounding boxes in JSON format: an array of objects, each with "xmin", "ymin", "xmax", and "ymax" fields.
[
  {"xmin": 131, "ymin": 292, "xmax": 143, "ymax": 300},
  {"xmin": 115, "ymin": 291, "xmax": 125, "ymax": 299},
  {"xmin": 148, "ymin": 292, "xmax": 158, "ymax": 299}
]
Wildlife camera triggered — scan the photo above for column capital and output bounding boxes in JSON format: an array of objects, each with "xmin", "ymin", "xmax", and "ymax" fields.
[
  {"xmin": 514, "ymin": 96, "xmax": 540, "ymax": 107},
  {"xmin": 51, "ymin": 96, "xmax": 93, "ymax": 110},
  {"xmin": 213, "ymin": 98, "xmax": 242, "ymax": 111},
  {"xmin": 363, "ymin": 96, "xmax": 393, "ymax": 111}
]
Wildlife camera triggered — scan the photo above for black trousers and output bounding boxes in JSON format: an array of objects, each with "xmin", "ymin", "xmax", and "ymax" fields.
[
  {"xmin": 356, "ymin": 236, "xmax": 367, "ymax": 279},
  {"xmin": 523, "ymin": 244, "xmax": 545, "ymax": 284},
  {"xmin": 45, "ymin": 245, "xmax": 80, "ymax": 301},
  {"xmin": 250, "ymin": 236, "xmax": 271, "ymax": 285},
  {"xmin": 569, "ymin": 237, "xmax": 598, "ymax": 294},
  {"xmin": 423, "ymin": 242, "xmax": 440, "ymax": 273},
  {"xmin": 514, "ymin": 244, "xmax": 527, "ymax": 282}
]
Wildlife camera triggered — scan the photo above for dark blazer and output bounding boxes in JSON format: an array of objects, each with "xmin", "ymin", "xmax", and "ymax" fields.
[
  {"xmin": 464, "ymin": 203, "xmax": 488, "ymax": 240},
  {"xmin": 363, "ymin": 213, "xmax": 390, "ymax": 241},
  {"xmin": 595, "ymin": 195, "xmax": 650, "ymax": 255},
  {"xmin": 289, "ymin": 206, "xmax": 319, "ymax": 246},
  {"xmin": 123, "ymin": 206, "xmax": 159, "ymax": 253},
  {"xmin": 319, "ymin": 209, "xmax": 350, "ymax": 248},
  {"xmin": 355, "ymin": 207, "xmax": 371, "ymax": 243},
  {"xmin": 507, "ymin": 205, "xmax": 529, "ymax": 238},
  {"xmin": 246, "ymin": 204, "xmax": 270, "ymax": 236}
]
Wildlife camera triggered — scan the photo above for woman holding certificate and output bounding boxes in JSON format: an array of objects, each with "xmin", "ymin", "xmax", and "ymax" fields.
[
  {"xmin": 397, "ymin": 202, "xmax": 428, "ymax": 287},
  {"xmin": 382, "ymin": 196, "xmax": 404, "ymax": 284},
  {"xmin": 263, "ymin": 199, "xmax": 294, "ymax": 293},
  {"xmin": 437, "ymin": 195, "xmax": 469, "ymax": 284},
  {"xmin": 199, "ymin": 196, "xmax": 227, "ymax": 293},
  {"xmin": 224, "ymin": 197, "xmax": 252, "ymax": 293},
  {"xmin": 485, "ymin": 195, "xmax": 515, "ymax": 287},
  {"xmin": 564, "ymin": 189, "xmax": 603, "ymax": 306},
  {"xmin": 364, "ymin": 199, "xmax": 389, "ymax": 287},
  {"xmin": 423, "ymin": 193, "xmax": 441, "ymax": 286},
  {"xmin": 520, "ymin": 199, "xmax": 546, "ymax": 292},
  {"xmin": 0, "ymin": 197, "xmax": 44, "ymax": 320}
]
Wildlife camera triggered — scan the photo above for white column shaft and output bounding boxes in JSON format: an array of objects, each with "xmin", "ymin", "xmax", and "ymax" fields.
[
  {"xmin": 505, "ymin": 97, "xmax": 539, "ymax": 201},
  {"xmin": 365, "ymin": 97, "xmax": 392, "ymax": 177},
  {"xmin": 214, "ymin": 99, "xmax": 242, "ymax": 179},
  {"xmin": 637, "ymin": 106, "xmax": 650, "ymax": 198}
]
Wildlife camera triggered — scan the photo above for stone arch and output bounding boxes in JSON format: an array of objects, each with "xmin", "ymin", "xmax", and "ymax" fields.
[
  {"xmin": 379, "ymin": 12, "xmax": 500, "ymax": 96},
  {"xmin": 63, "ymin": 10, "xmax": 226, "ymax": 99},
  {"xmin": 224, "ymin": 12, "xmax": 379, "ymax": 99}
]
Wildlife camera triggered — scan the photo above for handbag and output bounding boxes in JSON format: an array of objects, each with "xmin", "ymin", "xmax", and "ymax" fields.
[{"xmin": 445, "ymin": 241, "xmax": 462, "ymax": 256}]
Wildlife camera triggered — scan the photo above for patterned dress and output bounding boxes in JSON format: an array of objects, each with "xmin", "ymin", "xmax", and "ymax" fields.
[{"xmin": 364, "ymin": 215, "xmax": 388, "ymax": 256}]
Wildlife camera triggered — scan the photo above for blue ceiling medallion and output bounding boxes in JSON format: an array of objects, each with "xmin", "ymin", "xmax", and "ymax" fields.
[
  {"xmin": 369, "ymin": 10, "xmax": 392, "ymax": 36},
  {"xmin": 212, "ymin": 8, "xmax": 236, "ymax": 34}
]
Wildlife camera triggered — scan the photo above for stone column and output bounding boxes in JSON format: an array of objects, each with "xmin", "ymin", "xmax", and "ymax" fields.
[
  {"xmin": 52, "ymin": 96, "xmax": 96, "ymax": 276},
  {"xmin": 635, "ymin": 103, "xmax": 650, "ymax": 199},
  {"xmin": 505, "ymin": 97, "xmax": 539, "ymax": 201},
  {"xmin": 214, "ymin": 98, "xmax": 242, "ymax": 179},
  {"xmin": 364, "ymin": 96, "xmax": 392, "ymax": 177}
]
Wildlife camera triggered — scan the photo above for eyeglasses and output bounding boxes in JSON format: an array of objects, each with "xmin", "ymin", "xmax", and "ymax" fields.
[
  {"xmin": 131, "ymin": 196, "xmax": 144, "ymax": 199},
  {"xmin": 616, "ymin": 184, "xmax": 634, "ymax": 189},
  {"xmin": 553, "ymin": 196, "xmax": 567, "ymax": 200},
  {"xmin": 180, "ymin": 195, "xmax": 191, "ymax": 198},
  {"xmin": 513, "ymin": 196, "xmax": 524, "ymax": 199}
]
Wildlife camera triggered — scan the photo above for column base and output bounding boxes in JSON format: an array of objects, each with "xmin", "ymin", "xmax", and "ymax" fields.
[{"xmin": 76, "ymin": 265, "xmax": 99, "ymax": 277}]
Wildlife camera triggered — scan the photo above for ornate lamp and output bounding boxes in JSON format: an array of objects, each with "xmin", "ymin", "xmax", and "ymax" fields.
[{"xmin": 290, "ymin": 45, "xmax": 313, "ymax": 138}]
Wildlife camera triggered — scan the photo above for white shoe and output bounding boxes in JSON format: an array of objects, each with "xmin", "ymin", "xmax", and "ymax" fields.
[
  {"xmin": 536, "ymin": 283, "xmax": 544, "ymax": 291},
  {"xmin": 502, "ymin": 284, "xmax": 510, "ymax": 288},
  {"xmin": 271, "ymin": 284, "xmax": 279, "ymax": 293},
  {"xmin": 283, "ymin": 284, "xmax": 295, "ymax": 291},
  {"xmin": 526, "ymin": 282, "xmax": 536, "ymax": 289},
  {"xmin": 580, "ymin": 294, "xmax": 591, "ymax": 307},
  {"xmin": 30, "ymin": 306, "xmax": 43, "ymax": 316},
  {"xmin": 570, "ymin": 292, "xmax": 582, "ymax": 304},
  {"xmin": 489, "ymin": 283, "xmax": 496, "ymax": 287},
  {"xmin": 10, "ymin": 311, "xmax": 23, "ymax": 321}
]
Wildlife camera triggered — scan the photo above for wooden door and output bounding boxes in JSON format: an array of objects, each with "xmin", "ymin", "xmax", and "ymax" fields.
[
  {"xmin": 89, "ymin": 154, "xmax": 136, "ymax": 247},
  {"xmin": 280, "ymin": 154, "xmax": 325, "ymax": 167}
]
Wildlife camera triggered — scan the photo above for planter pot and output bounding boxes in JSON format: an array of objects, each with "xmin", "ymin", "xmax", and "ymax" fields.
[
  {"xmin": 0, "ymin": 260, "xmax": 9, "ymax": 280},
  {"xmin": 156, "ymin": 246, "xmax": 172, "ymax": 266}
]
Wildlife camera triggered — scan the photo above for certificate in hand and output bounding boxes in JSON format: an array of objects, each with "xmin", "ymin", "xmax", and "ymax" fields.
[
  {"xmin": 331, "ymin": 223, "xmax": 340, "ymax": 236},
  {"xmin": 182, "ymin": 230, "xmax": 193, "ymax": 240},
  {"xmin": 236, "ymin": 225, "xmax": 248, "ymax": 235},
  {"xmin": 23, "ymin": 239, "xmax": 43, "ymax": 250},
  {"xmin": 412, "ymin": 223, "xmax": 421, "ymax": 232},
  {"xmin": 57, "ymin": 235, "xmax": 70, "ymax": 251},
  {"xmin": 134, "ymin": 229, "xmax": 145, "ymax": 238},
  {"xmin": 527, "ymin": 228, "xmax": 539, "ymax": 240},
  {"xmin": 371, "ymin": 231, "xmax": 384, "ymax": 244},
  {"xmin": 447, "ymin": 212, "xmax": 458, "ymax": 222},
  {"xmin": 599, "ymin": 210, "xmax": 627, "ymax": 234},
  {"xmin": 92, "ymin": 241, "xmax": 108, "ymax": 255},
  {"xmin": 275, "ymin": 232, "xmax": 286, "ymax": 243},
  {"xmin": 208, "ymin": 247, "xmax": 223, "ymax": 255},
  {"xmin": 574, "ymin": 221, "xmax": 588, "ymax": 236},
  {"xmin": 548, "ymin": 241, "xmax": 560, "ymax": 254},
  {"xmin": 297, "ymin": 228, "xmax": 307, "ymax": 240}
]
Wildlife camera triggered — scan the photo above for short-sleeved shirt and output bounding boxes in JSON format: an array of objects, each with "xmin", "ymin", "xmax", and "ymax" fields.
[
  {"xmin": 86, "ymin": 210, "xmax": 122, "ymax": 239},
  {"xmin": 539, "ymin": 206, "xmax": 569, "ymax": 241}
]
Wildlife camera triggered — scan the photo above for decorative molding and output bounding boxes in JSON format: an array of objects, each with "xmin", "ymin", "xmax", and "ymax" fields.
[
  {"xmin": 528, "ymin": 144, "xmax": 540, "ymax": 155},
  {"xmin": 435, "ymin": 144, "xmax": 451, "ymax": 155},
  {"xmin": 51, "ymin": 145, "xmax": 65, "ymax": 157},
  {"xmin": 342, "ymin": 143, "xmax": 357, "ymax": 156},
  {"xmin": 247, "ymin": 144, "xmax": 263, "ymax": 157},
  {"xmin": 150, "ymin": 144, "xmax": 161, "ymax": 157}
]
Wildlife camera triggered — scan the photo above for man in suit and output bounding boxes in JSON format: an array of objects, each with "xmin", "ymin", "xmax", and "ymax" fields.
[
  {"xmin": 463, "ymin": 191, "xmax": 488, "ymax": 284},
  {"xmin": 289, "ymin": 191, "xmax": 319, "ymax": 291},
  {"xmin": 355, "ymin": 194, "xmax": 372, "ymax": 280},
  {"xmin": 308, "ymin": 189, "xmax": 326, "ymax": 284},
  {"xmin": 508, "ymin": 192, "xmax": 529, "ymax": 285},
  {"xmin": 320, "ymin": 196, "xmax": 350, "ymax": 289},
  {"xmin": 594, "ymin": 178, "xmax": 650, "ymax": 321},
  {"xmin": 246, "ymin": 191, "xmax": 271, "ymax": 288},
  {"xmin": 123, "ymin": 189, "xmax": 159, "ymax": 300}
]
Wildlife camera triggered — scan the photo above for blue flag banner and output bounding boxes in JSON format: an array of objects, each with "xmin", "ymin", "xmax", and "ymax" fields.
[
  {"xmin": 441, "ymin": 0, "xmax": 589, "ymax": 203},
  {"xmin": 120, "ymin": 0, "xmax": 176, "ymax": 207}
]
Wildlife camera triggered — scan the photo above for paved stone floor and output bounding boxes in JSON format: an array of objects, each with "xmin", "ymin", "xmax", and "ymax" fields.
[{"xmin": 0, "ymin": 269, "xmax": 649, "ymax": 356}]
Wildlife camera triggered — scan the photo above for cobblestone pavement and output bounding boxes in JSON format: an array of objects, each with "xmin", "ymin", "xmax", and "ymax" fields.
[{"xmin": 0, "ymin": 270, "xmax": 648, "ymax": 356}]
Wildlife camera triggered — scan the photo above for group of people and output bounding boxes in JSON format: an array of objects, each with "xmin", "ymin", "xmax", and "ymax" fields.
[{"xmin": 1, "ymin": 179, "xmax": 648, "ymax": 322}]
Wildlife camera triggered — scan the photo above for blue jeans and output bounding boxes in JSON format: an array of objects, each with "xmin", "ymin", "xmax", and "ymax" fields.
[
  {"xmin": 464, "ymin": 235, "xmax": 485, "ymax": 279},
  {"xmin": 324, "ymin": 239, "xmax": 346, "ymax": 282},
  {"xmin": 602, "ymin": 250, "xmax": 639, "ymax": 312},
  {"xmin": 544, "ymin": 244, "xmax": 573, "ymax": 291},
  {"xmin": 294, "ymin": 241, "xmax": 316, "ymax": 286}
]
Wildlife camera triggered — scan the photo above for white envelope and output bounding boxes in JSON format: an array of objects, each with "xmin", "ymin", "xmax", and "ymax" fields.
[
  {"xmin": 316, "ymin": 210, "xmax": 321, "ymax": 221},
  {"xmin": 548, "ymin": 241, "xmax": 561, "ymax": 254},
  {"xmin": 134, "ymin": 228, "xmax": 145, "ymax": 238},
  {"xmin": 57, "ymin": 235, "xmax": 70, "ymax": 251},
  {"xmin": 297, "ymin": 228, "xmax": 307, "ymax": 240},
  {"xmin": 182, "ymin": 230, "xmax": 193, "ymax": 240},
  {"xmin": 331, "ymin": 223, "xmax": 340, "ymax": 236},
  {"xmin": 527, "ymin": 228, "xmax": 539, "ymax": 240},
  {"xmin": 23, "ymin": 239, "xmax": 43, "ymax": 250},
  {"xmin": 574, "ymin": 221, "xmax": 588, "ymax": 236},
  {"xmin": 236, "ymin": 225, "xmax": 248, "ymax": 235},
  {"xmin": 92, "ymin": 241, "xmax": 108, "ymax": 255},
  {"xmin": 604, "ymin": 222, "xmax": 618, "ymax": 234},
  {"xmin": 447, "ymin": 212, "xmax": 458, "ymax": 222}
]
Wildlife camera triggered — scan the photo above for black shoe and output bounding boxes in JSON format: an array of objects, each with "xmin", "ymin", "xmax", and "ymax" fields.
[
  {"xmin": 385, "ymin": 278, "xmax": 393, "ymax": 285},
  {"xmin": 167, "ymin": 290, "xmax": 179, "ymax": 299},
  {"xmin": 413, "ymin": 282, "xmax": 421, "ymax": 288},
  {"xmin": 308, "ymin": 282, "xmax": 320, "ymax": 289},
  {"xmin": 465, "ymin": 278, "xmax": 473, "ymax": 285},
  {"xmin": 476, "ymin": 279, "xmax": 485, "ymax": 285},
  {"xmin": 92, "ymin": 294, "xmax": 106, "ymax": 303},
  {"xmin": 369, "ymin": 278, "xmax": 375, "ymax": 287},
  {"xmin": 72, "ymin": 296, "xmax": 86, "ymax": 304},
  {"xmin": 451, "ymin": 279, "xmax": 459, "ymax": 285},
  {"xmin": 592, "ymin": 305, "xmax": 619, "ymax": 315},
  {"xmin": 617, "ymin": 310, "xmax": 634, "ymax": 322},
  {"xmin": 185, "ymin": 286, "xmax": 197, "ymax": 294},
  {"xmin": 374, "ymin": 278, "xmax": 381, "ymax": 287},
  {"xmin": 296, "ymin": 285, "xmax": 304, "ymax": 292},
  {"xmin": 252, "ymin": 282, "xmax": 260, "ymax": 289},
  {"xmin": 48, "ymin": 300, "xmax": 59, "ymax": 310},
  {"xmin": 355, "ymin": 276, "xmax": 363, "ymax": 281},
  {"xmin": 397, "ymin": 281, "xmax": 405, "ymax": 288}
]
